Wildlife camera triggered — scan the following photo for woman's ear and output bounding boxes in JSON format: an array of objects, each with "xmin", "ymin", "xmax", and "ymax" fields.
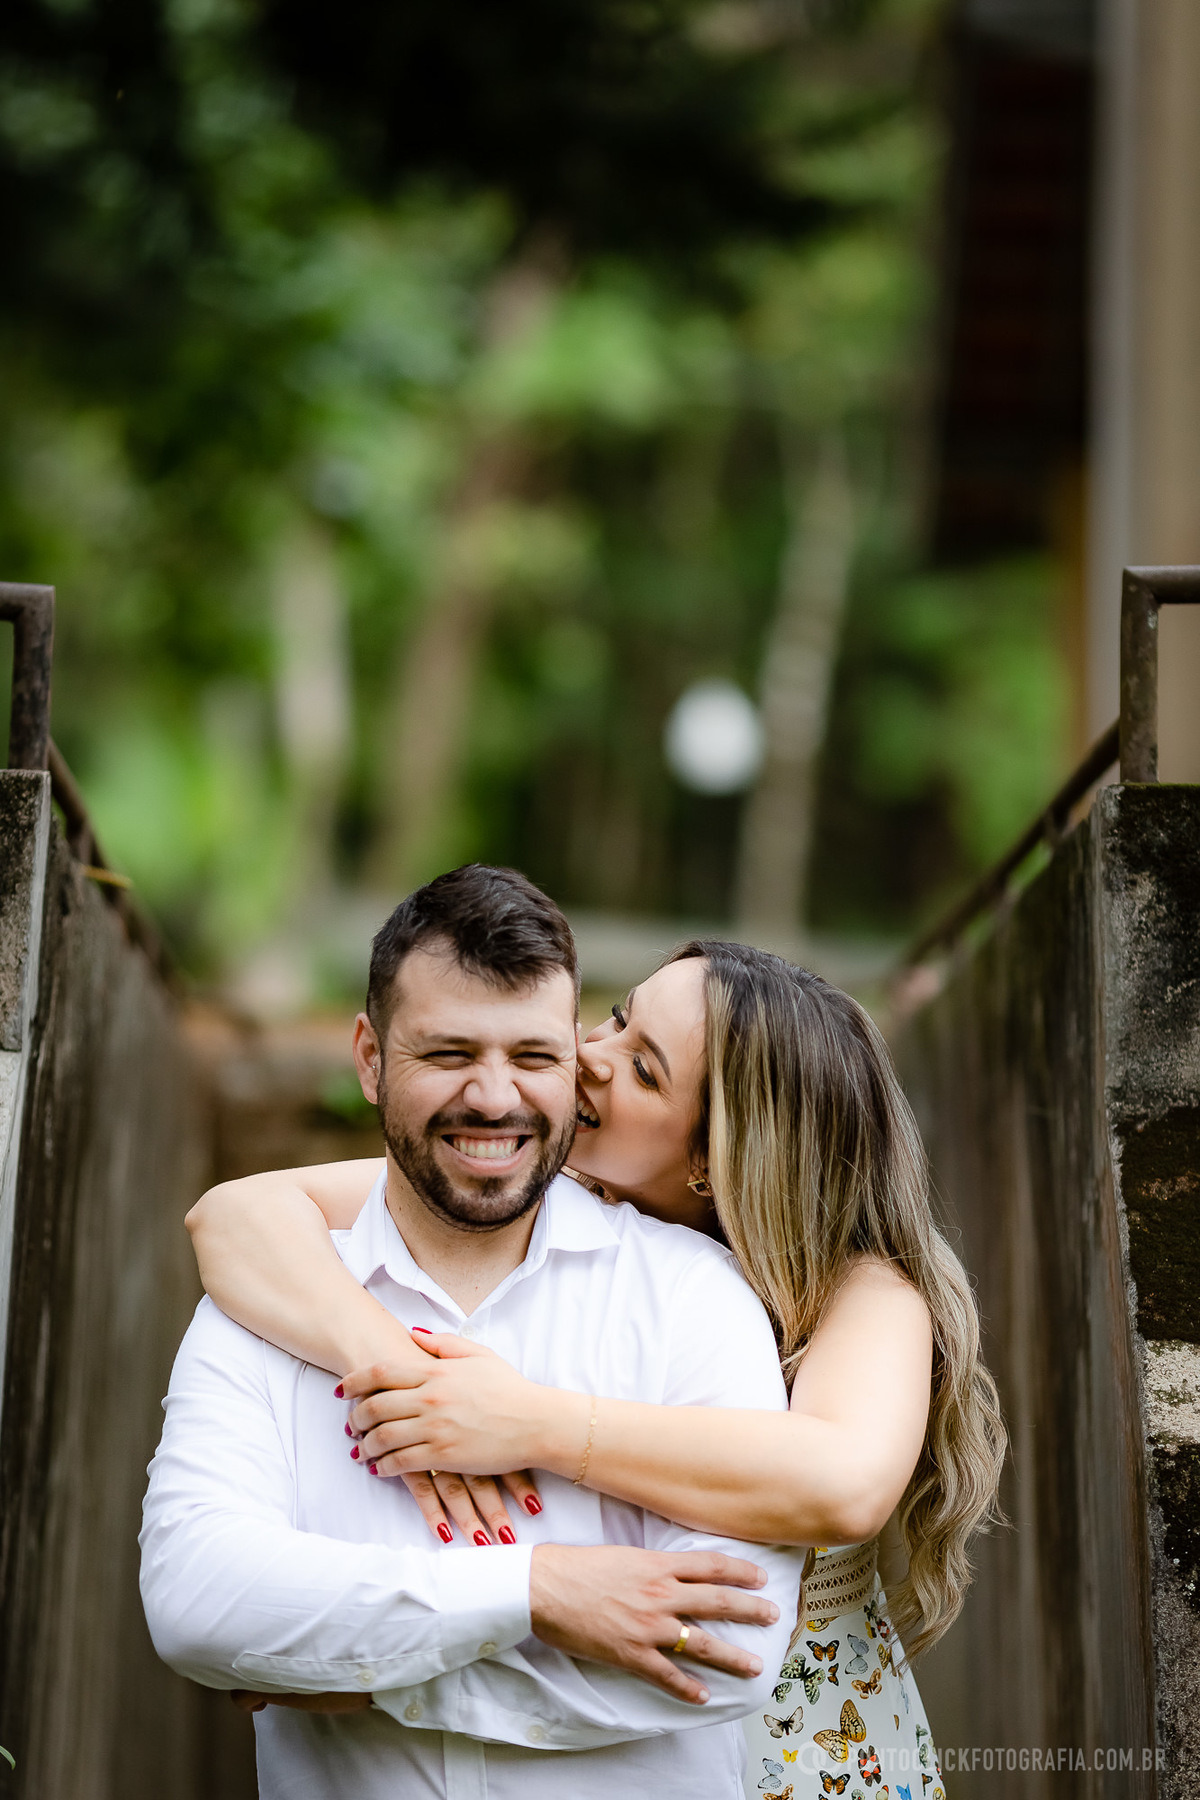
[{"xmin": 686, "ymin": 1169, "xmax": 713, "ymax": 1199}]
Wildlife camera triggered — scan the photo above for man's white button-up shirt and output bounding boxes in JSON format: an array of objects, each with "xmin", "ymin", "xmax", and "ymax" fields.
[{"xmin": 140, "ymin": 1170, "xmax": 803, "ymax": 1800}]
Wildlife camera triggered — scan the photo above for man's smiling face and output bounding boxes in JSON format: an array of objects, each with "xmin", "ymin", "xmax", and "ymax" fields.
[{"xmin": 354, "ymin": 941, "xmax": 578, "ymax": 1233}]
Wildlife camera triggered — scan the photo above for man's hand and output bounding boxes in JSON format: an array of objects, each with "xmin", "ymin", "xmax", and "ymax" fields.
[
  {"xmin": 529, "ymin": 1544, "xmax": 779, "ymax": 1706},
  {"xmin": 230, "ymin": 1691, "xmax": 373, "ymax": 1715},
  {"xmin": 228, "ymin": 1545, "xmax": 780, "ymax": 1718}
]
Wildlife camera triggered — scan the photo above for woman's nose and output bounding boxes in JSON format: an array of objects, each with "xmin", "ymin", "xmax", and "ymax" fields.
[{"xmin": 576, "ymin": 1037, "xmax": 611, "ymax": 1082}]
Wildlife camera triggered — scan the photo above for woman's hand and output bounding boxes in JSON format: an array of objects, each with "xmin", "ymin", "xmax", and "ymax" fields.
[
  {"xmin": 340, "ymin": 1336, "xmax": 554, "ymax": 1546},
  {"xmin": 400, "ymin": 1468, "xmax": 543, "ymax": 1548},
  {"xmin": 343, "ymin": 1334, "xmax": 558, "ymax": 1476}
]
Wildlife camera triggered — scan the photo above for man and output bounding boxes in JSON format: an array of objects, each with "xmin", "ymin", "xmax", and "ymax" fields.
[{"xmin": 140, "ymin": 864, "xmax": 803, "ymax": 1799}]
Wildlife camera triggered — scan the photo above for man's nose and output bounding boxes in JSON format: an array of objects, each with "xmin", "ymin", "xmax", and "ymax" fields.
[{"xmin": 462, "ymin": 1061, "xmax": 523, "ymax": 1117}]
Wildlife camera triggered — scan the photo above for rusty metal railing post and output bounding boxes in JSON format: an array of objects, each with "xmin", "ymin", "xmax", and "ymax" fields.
[
  {"xmin": 1120, "ymin": 566, "xmax": 1200, "ymax": 782},
  {"xmin": 898, "ymin": 562, "xmax": 1200, "ymax": 972},
  {"xmin": 0, "ymin": 578, "xmax": 169, "ymax": 975},
  {"xmin": 0, "ymin": 583, "xmax": 55, "ymax": 771}
]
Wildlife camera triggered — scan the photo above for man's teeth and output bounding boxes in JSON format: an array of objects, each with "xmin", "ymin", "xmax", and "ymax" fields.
[{"xmin": 451, "ymin": 1137, "xmax": 521, "ymax": 1161}]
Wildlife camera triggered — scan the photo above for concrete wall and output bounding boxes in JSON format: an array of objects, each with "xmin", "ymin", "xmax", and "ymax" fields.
[
  {"xmin": 0, "ymin": 773, "xmax": 253, "ymax": 1800},
  {"xmin": 894, "ymin": 783, "xmax": 1200, "ymax": 1799}
]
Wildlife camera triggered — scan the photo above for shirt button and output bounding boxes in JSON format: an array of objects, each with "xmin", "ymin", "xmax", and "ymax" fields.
[
  {"xmin": 460, "ymin": 1324, "xmax": 478, "ymax": 1340},
  {"xmin": 356, "ymin": 1668, "xmax": 375, "ymax": 1687},
  {"xmin": 404, "ymin": 1701, "xmax": 424, "ymax": 1721},
  {"xmin": 526, "ymin": 1723, "xmax": 546, "ymax": 1743},
  {"xmin": 478, "ymin": 1641, "xmax": 498, "ymax": 1656}
]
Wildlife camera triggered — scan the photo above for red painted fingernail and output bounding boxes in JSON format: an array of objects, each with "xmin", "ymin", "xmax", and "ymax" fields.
[
  {"xmin": 437, "ymin": 1523, "xmax": 453, "ymax": 1544},
  {"xmin": 350, "ymin": 1445, "xmax": 360, "ymax": 1460},
  {"xmin": 334, "ymin": 1384, "xmax": 344, "ymax": 1398},
  {"xmin": 413, "ymin": 1326, "xmax": 432, "ymax": 1334},
  {"xmin": 524, "ymin": 1496, "xmax": 542, "ymax": 1516},
  {"xmin": 344, "ymin": 1422, "xmax": 353, "ymax": 1437},
  {"xmin": 498, "ymin": 1526, "xmax": 516, "ymax": 1545},
  {"xmin": 368, "ymin": 1462, "xmax": 379, "ymax": 1475},
  {"xmin": 473, "ymin": 1530, "xmax": 490, "ymax": 1547}
]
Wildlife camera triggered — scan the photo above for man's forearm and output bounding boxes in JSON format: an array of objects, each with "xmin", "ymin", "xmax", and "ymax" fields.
[
  {"xmin": 371, "ymin": 1539, "xmax": 800, "ymax": 1751},
  {"xmin": 141, "ymin": 1509, "xmax": 534, "ymax": 1694},
  {"xmin": 142, "ymin": 1303, "xmax": 535, "ymax": 1696}
]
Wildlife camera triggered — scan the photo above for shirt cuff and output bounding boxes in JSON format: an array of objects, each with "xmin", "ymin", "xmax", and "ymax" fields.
[
  {"xmin": 429, "ymin": 1543, "xmax": 534, "ymax": 1655},
  {"xmin": 229, "ymin": 1544, "xmax": 533, "ymax": 1695},
  {"xmin": 366, "ymin": 1544, "xmax": 534, "ymax": 1719}
]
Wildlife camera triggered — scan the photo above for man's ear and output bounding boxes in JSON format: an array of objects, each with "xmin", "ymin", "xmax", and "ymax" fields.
[{"xmin": 352, "ymin": 1012, "xmax": 382, "ymax": 1106}]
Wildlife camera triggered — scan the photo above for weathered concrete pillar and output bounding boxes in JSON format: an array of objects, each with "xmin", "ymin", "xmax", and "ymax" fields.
[
  {"xmin": 894, "ymin": 783, "xmax": 1200, "ymax": 1799},
  {"xmin": 0, "ymin": 775, "xmax": 50, "ymax": 1405},
  {"xmin": 1105, "ymin": 789, "xmax": 1200, "ymax": 1785}
]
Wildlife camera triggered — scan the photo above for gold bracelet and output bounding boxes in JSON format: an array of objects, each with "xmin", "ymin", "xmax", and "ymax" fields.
[{"xmin": 574, "ymin": 1395, "xmax": 598, "ymax": 1486}]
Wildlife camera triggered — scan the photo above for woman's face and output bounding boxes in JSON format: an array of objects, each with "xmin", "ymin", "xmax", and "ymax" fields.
[{"xmin": 569, "ymin": 956, "xmax": 713, "ymax": 1231}]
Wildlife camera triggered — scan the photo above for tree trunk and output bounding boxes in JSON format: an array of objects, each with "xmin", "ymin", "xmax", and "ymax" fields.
[
  {"xmin": 369, "ymin": 252, "xmax": 559, "ymax": 894},
  {"xmin": 735, "ymin": 427, "xmax": 856, "ymax": 936},
  {"xmin": 271, "ymin": 515, "xmax": 352, "ymax": 917}
]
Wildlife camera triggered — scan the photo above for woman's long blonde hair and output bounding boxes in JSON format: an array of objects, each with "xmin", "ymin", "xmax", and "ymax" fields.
[{"xmin": 671, "ymin": 940, "xmax": 1005, "ymax": 1661}]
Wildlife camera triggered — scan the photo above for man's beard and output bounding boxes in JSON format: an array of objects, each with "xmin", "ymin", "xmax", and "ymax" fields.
[{"xmin": 378, "ymin": 1075, "xmax": 575, "ymax": 1233}]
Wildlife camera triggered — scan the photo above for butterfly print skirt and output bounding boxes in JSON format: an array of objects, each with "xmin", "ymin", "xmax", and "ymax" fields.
[{"xmin": 743, "ymin": 1549, "xmax": 944, "ymax": 1800}]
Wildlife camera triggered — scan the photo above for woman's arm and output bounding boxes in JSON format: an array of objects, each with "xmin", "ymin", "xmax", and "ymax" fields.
[
  {"xmin": 346, "ymin": 1259, "xmax": 933, "ymax": 1546},
  {"xmin": 186, "ymin": 1160, "xmax": 419, "ymax": 1375},
  {"xmin": 572, "ymin": 1259, "xmax": 933, "ymax": 1543},
  {"xmin": 187, "ymin": 1159, "xmax": 544, "ymax": 1547}
]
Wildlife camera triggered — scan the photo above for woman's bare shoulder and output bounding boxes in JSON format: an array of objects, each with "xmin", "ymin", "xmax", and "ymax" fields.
[
  {"xmin": 841, "ymin": 1251, "xmax": 921, "ymax": 1292},
  {"xmin": 791, "ymin": 1255, "xmax": 933, "ymax": 1411},
  {"xmin": 827, "ymin": 1254, "xmax": 932, "ymax": 1325}
]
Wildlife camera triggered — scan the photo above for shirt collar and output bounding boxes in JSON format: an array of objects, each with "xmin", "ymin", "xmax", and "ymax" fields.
[
  {"xmin": 336, "ymin": 1164, "xmax": 393, "ymax": 1287},
  {"xmin": 338, "ymin": 1166, "xmax": 619, "ymax": 1304}
]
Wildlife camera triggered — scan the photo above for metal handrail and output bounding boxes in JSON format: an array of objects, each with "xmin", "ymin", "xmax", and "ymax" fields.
[
  {"xmin": 900, "ymin": 720, "xmax": 1118, "ymax": 968},
  {"xmin": 901, "ymin": 564, "xmax": 1200, "ymax": 969},
  {"xmin": 0, "ymin": 583, "xmax": 54, "ymax": 770},
  {"xmin": 1120, "ymin": 565, "xmax": 1200, "ymax": 780}
]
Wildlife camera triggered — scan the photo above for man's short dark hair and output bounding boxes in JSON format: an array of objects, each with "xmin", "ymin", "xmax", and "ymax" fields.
[{"xmin": 367, "ymin": 864, "xmax": 579, "ymax": 1033}]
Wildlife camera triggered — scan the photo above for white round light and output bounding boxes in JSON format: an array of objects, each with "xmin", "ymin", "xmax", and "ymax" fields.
[{"xmin": 663, "ymin": 679, "xmax": 764, "ymax": 795}]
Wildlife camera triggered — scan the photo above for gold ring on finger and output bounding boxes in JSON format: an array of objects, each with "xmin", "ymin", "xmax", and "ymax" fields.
[{"xmin": 670, "ymin": 1625, "xmax": 690, "ymax": 1655}]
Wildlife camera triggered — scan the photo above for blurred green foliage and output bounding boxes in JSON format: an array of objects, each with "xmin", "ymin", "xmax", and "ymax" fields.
[
  {"xmin": 814, "ymin": 555, "xmax": 1069, "ymax": 931},
  {"xmin": 0, "ymin": 0, "xmax": 1070, "ymax": 982}
]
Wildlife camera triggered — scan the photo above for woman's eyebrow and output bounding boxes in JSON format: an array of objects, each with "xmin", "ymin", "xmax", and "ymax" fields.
[{"xmin": 625, "ymin": 987, "xmax": 671, "ymax": 1079}]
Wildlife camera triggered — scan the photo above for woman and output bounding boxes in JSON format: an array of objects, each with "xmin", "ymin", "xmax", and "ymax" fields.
[{"xmin": 189, "ymin": 941, "xmax": 1005, "ymax": 1799}]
